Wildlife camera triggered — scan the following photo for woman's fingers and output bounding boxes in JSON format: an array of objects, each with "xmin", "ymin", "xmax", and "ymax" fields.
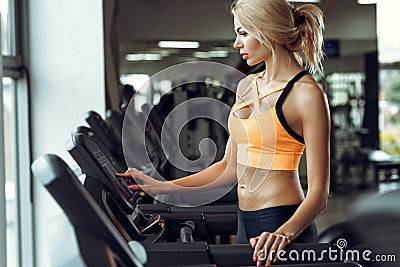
[
  {"xmin": 115, "ymin": 169, "xmax": 153, "ymax": 193},
  {"xmin": 265, "ymin": 235, "xmax": 284, "ymax": 266},
  {"xmin": 250, "ymin": 237, "xmax": 260, "ymax": 262},
  {"xmin": 273, "ymin": 236, "xmax": 290, "ymax": 264},
  {"xmin": 115, "ymin": 172, "xmax": 132, "ymax": 178},
  {"xmin": 259, "ymin": 233, "xmax": 276, "ymax": 265},
  {"xmin": 128, "ymin": 184, "xmax": 143, "ymax": 191},
  {"xmin": 250, "ymin": 237, "xmax": 259, "ymax": 248},
  {"xmin": 252, "ymin": 232, "xmax": 290, "ymax": 266},
  {"xmin": 253, "ymin": 234, "xmax": 268, "ymax": 263},
  {"xmin": 115, "ymin": 167, "xmax": 140, "ymax": 178},
  {"xmin": 115, "ymin": 167, "xmax": 147, "ymax": 182},
  {"xmin": 116, "ymin": 167, "xmax": 170, "ymax": 195}
]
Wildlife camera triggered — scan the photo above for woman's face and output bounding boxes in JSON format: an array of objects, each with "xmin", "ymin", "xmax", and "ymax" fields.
[{"xmin": 233, "ymin": 17, "xmax": 270, "ymax": 66}]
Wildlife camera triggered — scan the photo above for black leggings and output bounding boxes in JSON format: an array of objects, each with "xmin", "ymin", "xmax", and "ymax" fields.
[{"xmin": 237, "ymin": 204, "xmax": 318, "ymax": 244}]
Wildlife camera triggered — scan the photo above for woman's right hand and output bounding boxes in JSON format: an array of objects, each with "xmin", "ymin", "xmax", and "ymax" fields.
[{"xmin": 115, "ymin": 167, "xmax": 173, "ymax": 195}]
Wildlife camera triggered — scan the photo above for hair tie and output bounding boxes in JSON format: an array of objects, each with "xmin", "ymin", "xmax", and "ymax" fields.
[{"xmin": 293, "ymin": 8, "xmax": 305, "ymax": 27}]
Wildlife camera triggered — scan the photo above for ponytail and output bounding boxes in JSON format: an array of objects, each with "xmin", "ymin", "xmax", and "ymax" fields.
[{"xmin": 291, "ymin": 4, "xmax": 325, "ymax": 75}]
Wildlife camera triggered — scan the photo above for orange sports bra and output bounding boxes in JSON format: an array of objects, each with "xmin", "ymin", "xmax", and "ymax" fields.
[{"xmin": 228, "ymin": 70, "xmax": 308, "ymax": 170}]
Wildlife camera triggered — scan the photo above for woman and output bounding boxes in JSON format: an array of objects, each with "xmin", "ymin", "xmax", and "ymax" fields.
[{"xmin": 117, "ymin": 0, "xmax": 330, "ymax": 265}]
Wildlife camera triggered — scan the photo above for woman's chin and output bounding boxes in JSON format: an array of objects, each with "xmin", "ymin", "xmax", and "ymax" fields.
[{"xmin": 246, "ymin": 60, "xmax": 258, "ymax": 66}]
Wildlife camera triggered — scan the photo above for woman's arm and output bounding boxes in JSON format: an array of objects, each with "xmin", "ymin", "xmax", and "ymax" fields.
[
  {"xmin": 251, "ymin": 84, "xmax": 331, "ymax": 266},
  {"xmin": 117, "ymin": 136, "xmax": 238, "ymax": 194},
  {"xmin": 118, "ymin": 76, "xmax": 253, "ymax": 194},
  {"xmin": 275, "ymin": 85, "xmax": 330, "ymax": 240}
]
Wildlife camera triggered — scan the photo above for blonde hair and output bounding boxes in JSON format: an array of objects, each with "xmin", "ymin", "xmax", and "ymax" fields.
[{"xmin": 231, "ymin": 0, "xmax": 325, "ymax": 75}]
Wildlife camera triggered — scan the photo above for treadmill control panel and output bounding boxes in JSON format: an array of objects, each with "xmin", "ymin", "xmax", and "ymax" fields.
[{"xmin": 93, "ymin": 150, "xmax": 132, "ymax": 199}]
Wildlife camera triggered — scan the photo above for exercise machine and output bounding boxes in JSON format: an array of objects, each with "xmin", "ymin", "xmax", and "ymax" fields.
[
  {"xmin": 32, "ymin": 153, "xmax": 360, "ymax": 267},
  {"xmin": 66, "ymin": 132, "xmax": 238, "ymax": 243}
]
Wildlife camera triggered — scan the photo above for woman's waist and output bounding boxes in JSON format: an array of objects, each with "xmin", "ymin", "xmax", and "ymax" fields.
[
  {"xmin": 237, "ymin": 167, "xmax": 304, "ymax": 211},
  {"xmin": 237, "ymin": 165, "xmax": 300, "ymax": 185},
  {"xmin": 238, "ymin": 192, "xmax": 304, "ymax": 211}
]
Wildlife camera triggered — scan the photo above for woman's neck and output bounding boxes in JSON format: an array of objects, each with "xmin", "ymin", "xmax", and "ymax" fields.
[{"xmin": 262, "ymin": 47, "xmax": 304, "ymax": 83}]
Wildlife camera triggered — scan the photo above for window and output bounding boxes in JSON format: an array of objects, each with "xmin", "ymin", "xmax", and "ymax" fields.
[
  {"xmin": 0, "ymin": 0, "xmax": 16, "ymax": 56},
  {"xmin": 377, "ymin": 0, "xmax": 400, "ymax": 157},
  {"xmin": 379, "ymin": 68, "xmax": 400, "ymax": 156},
  {"xmin": 1, "ymin": 0, "xmax": 32, "ymax": 267},
  {"xmin": 3, "ymin": 77, "xmax": 18, "ymax": 267}
]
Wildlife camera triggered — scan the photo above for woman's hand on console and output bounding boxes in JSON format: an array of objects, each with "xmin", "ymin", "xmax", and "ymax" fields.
[
  {"xmin": 116, "ymin": 167, "xmax": 173, "ymax": 195},
  {"xmin": 250, "ymin": 231, "xmax": 291, "ymax": 266}
]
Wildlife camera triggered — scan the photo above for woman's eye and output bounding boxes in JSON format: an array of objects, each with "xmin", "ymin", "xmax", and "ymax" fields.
[{"xmin": 239, "ymin": 32, "xmax": 248, "ymax": 36}]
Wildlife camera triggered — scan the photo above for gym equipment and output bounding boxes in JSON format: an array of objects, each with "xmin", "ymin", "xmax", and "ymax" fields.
[
  {"xmin": 67, "ymin": 132, "xmax": 138, "ymax": 212},
  {"xmin": 347, "ymin": 190, "xmax": 400, "ymax": 267},
  {"xmin": 106, "ymin": 109, "xmax": 124, "ymax": 144},
  {"xmin": 148, "ymin": 82, "xmax": 235, "ymax": 178},
  {"xmin": 31, "ymin": 154, "xmax": 146, "ymax": 267},
  {"xmin": 318, "ymin": 221, "xmax": 363, "ymax": 250},
  {"xmin": 139, "ymin": 84, "xmax": 239, "ymax": 200},
  {"xmin": 84, "ymin": 110, "xmax": 164, "ymax": 177},
  {"xmin": 66, "ymin": 132, "xmax": 239, "ymax": 242},
  {"xmin": 104, "ymin": 105, "xmax": 171, "ymax": 178},
  {"xmin": 85, "ymin": 110, "xmax": 124, "ymax": 162},
  {"xmin": 358, "ymin": 149, "xmax": 400, "ymax": 186},
  {"xmin": 120, "ymin": 84, "xmax": 136, "ymax": 115},
  {"xmin": 70, "ymin": 125, "xmax": 236, "ymax": 201},
  {"xmin": 73, "ymin": 125, "xmax": 127, "ymax": 172},
  {"xmin": 318, "ymin": 189, "xmax": 400, "ymax": 267},
  {"xmin": 31, "ymin": 153, "xmax": 359, "ymax": 267}
]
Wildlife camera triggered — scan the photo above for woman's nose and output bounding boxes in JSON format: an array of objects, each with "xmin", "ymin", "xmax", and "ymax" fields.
[{"xmin": 233, "ymin": 38, "xmax": 242, "ymax": 49}]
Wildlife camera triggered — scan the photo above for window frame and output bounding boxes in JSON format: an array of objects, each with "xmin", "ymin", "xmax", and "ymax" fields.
[{"xmin": 1, "ymin": 0, "xmax": 33, "ymax": 266}]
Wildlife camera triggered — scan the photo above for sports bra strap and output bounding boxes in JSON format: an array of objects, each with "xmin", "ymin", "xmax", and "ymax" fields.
[
  {"xmin": 277, "ymin": 70, "xmax": 309, "ymax": 105},
  {"xmin": 259, "ymin": 84, "xmax": 287, "ymax": 100},
  {"xmin": 253, "ymin": 70, "xmax": 308, "ymax": 112},
  {"xmin": 232, "ymin": 70, "xmax": 308, "ymax": 113},
  {"xmin": 275, "ymin": 70, "xmax": 309, "ymax": 144}
]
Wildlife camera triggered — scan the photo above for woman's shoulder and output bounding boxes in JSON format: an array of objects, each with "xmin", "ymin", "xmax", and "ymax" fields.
[
  {"xmin": 293, "ymin": 75, "xmax": 326, "ymax": 103},
  {"xmin": 291, "ymin": 76, "xmax": 329, "ymax": 115}
]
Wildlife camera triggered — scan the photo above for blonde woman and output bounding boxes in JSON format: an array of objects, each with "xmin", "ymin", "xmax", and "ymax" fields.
[{"xmin": 117, "ymin": 0, "xmax": 330, "ymax": 265}]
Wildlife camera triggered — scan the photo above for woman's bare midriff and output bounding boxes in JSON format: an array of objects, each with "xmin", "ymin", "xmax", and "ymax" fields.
[{"xmin": 237, "ymin": 163, "xmax": 305, "ymax": 211}]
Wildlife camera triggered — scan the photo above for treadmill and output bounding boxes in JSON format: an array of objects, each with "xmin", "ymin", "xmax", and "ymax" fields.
[
  {"xmin": 85, "ymin": 108, "xmax": 238, "ymax": 203},
  {"xmin": 66, "ymin": 132, "xmax": 238, "ymax": 242},
  {"xmin": 86, "ymin": 109, "xmax": 170, "ymax": 178},
  {"xmin": 31, "ymin": 153, "xmax": 360, "ymax": 267},
  {"xmin": 31, "ymin": 154, "xmax": 146, "ymax": 267},
  {"xmin": 85, "ymin": 110, "xmax": 124, "ymax": 162}
]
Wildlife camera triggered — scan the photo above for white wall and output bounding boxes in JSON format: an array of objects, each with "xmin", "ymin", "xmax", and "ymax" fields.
[{"xmin": 27, "ymin": 0, "xmax": 105, "ymax": 266}]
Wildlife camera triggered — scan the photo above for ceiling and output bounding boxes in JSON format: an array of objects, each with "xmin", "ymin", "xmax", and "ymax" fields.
[{"xmin": 116, "ymin": 0, "xmax": 377, "ymax": 75}]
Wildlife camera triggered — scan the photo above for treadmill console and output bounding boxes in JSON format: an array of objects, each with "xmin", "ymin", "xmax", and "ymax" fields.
[{"xmin": 67, "ymin": 132, "xmax": 136, "ymax": 213}]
